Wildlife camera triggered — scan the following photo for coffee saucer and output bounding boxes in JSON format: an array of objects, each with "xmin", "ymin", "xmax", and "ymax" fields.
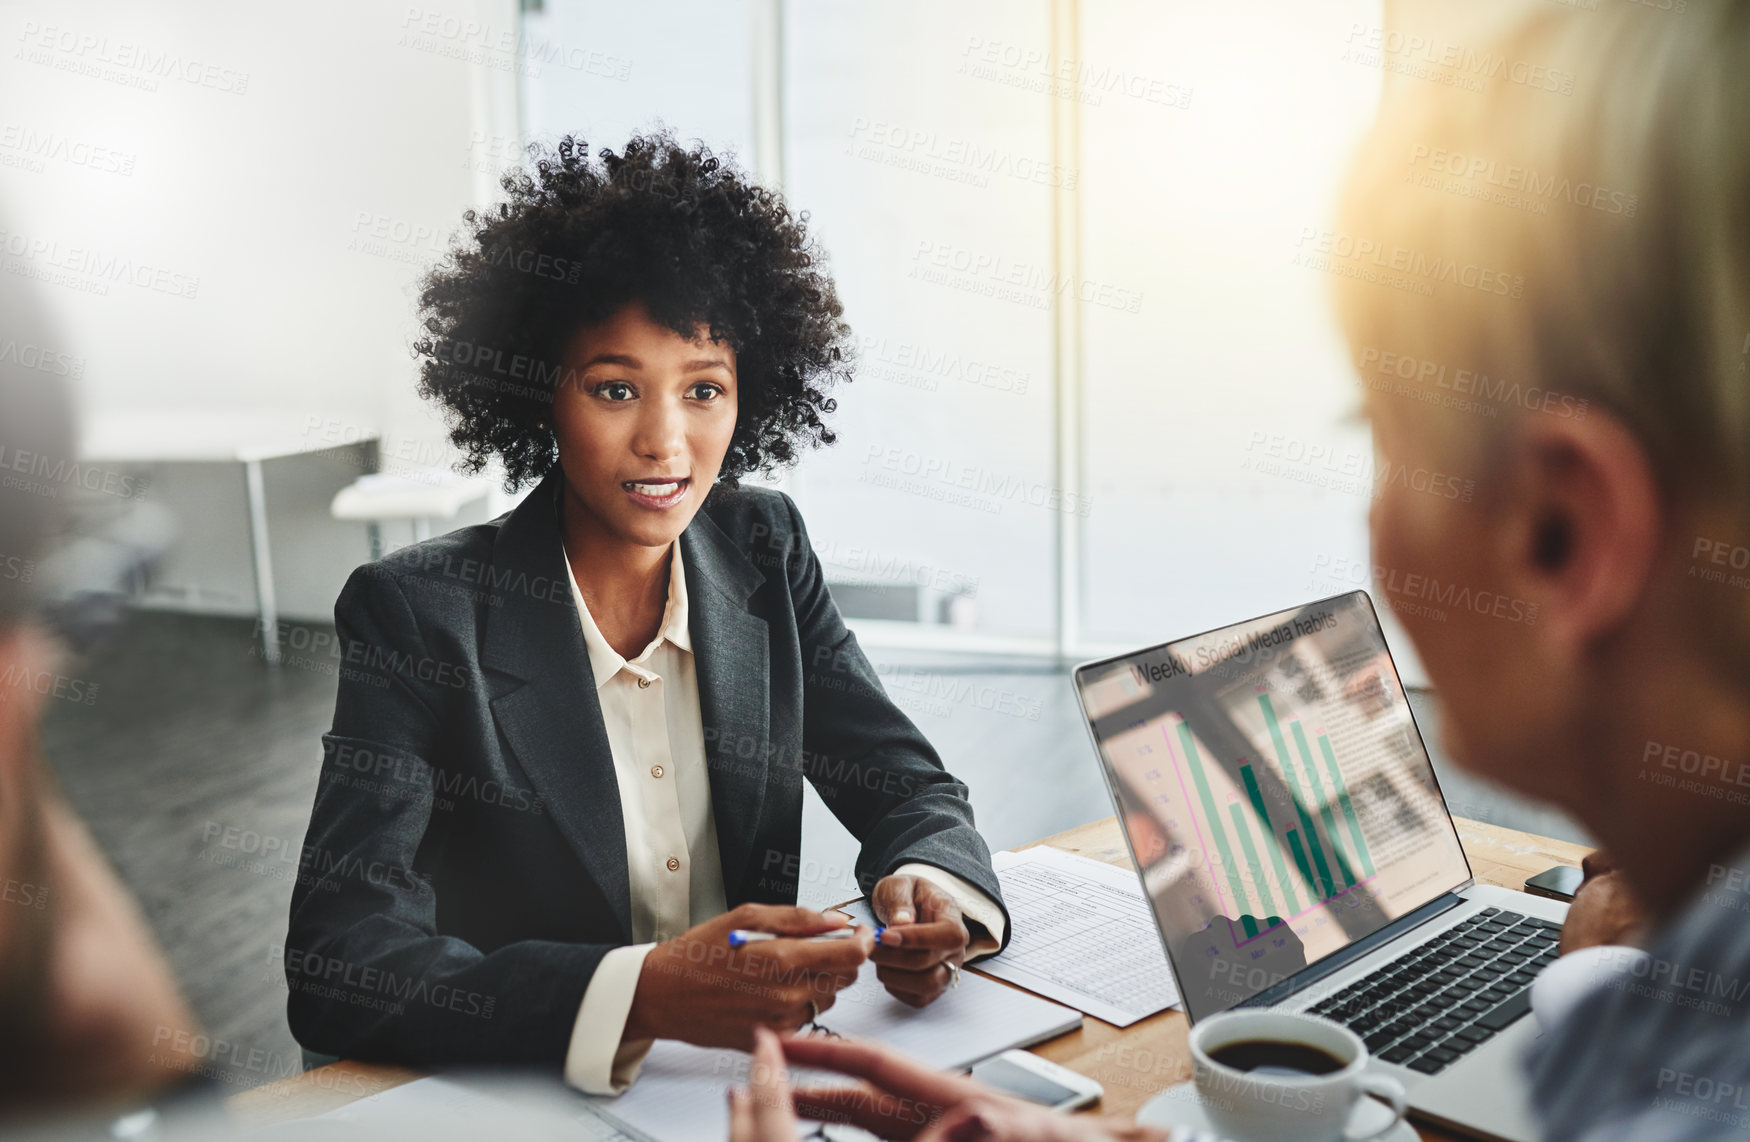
[{"xmin": 1136, "ymin": 1080, "xmax": 1416, "ymax": 1142}]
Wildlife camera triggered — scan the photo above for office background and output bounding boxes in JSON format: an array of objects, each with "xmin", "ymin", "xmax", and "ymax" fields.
[{"xmin": 3, "ymin": 0, "xmax": 1585, "ymax": 1091}]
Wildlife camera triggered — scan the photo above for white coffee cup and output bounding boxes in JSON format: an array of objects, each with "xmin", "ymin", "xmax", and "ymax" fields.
[{"xmin": 1188, "ymin": 1009, "xmax": 1407, "ymax": 1142}]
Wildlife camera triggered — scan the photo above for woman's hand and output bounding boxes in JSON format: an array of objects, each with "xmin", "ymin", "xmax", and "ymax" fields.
[
  {"xmin": 783, "ymin": 1036, "xmax": 1166, "ymax": 1142},
  {"xmin": 626, "ymin": 903, "xmax": 874, "ymax": 1050},
  {"xmin": 870, "ymin": 874, "xmax": 969, "ymax": 1007},
  {"xmin": 1559, "ymin": 850, "xmax": 1648, "ymax": 954},
  {"xmin": 728, "ymin": 1027, "xmax": 802, "ymax": 1142}
]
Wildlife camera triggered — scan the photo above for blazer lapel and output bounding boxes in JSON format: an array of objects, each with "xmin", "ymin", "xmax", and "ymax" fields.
[
  {"xmin": 681, "ymin": 506, "xmax": 770, "ymax": 901},
  {"xmin": 480, "ymin": 472, "xmax": 631, "ymax": 941}
]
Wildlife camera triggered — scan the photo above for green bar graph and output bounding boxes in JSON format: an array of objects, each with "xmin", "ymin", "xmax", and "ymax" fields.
[
  {"xmin": 1260, "ymin": 695, "xmax": 1337, "ymax": 898},
  {"xmin": 1241, "ymin": 763, "xmax": 1301, "ymax": 914},
  {"xmin": 1319, "ymin": 733, "xmax": 1375, "ymax": 877},
  {"xmin": 1177, "ymin": 722, "xmax": 1252, "ymax": 925},
  {"xmin": 1287, "ymin": 828, "xmax": 1315, "ymax": 889},
  {"xmin": 1293, "ymin": 721, "xmax": 1354, "ymax": 888},
  {"xmin": 1228, "ymin": 803, "xmax": 1277, "ymax": 935}
]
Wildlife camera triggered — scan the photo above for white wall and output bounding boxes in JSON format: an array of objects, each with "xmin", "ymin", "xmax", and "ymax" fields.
[{"xmin": 0, "ymin": 0, "xmax": 520, "ymax": 620}]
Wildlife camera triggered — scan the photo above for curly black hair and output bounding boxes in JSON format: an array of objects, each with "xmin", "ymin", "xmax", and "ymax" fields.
[{"xmin": 413, "ymin": 131, "xmax": 853, "ymax": 490}]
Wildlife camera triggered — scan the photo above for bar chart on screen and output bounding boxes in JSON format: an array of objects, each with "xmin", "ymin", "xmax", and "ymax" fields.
[{"xmin": 1158, "ymin": 688, "xmax": 1380, "ymax": 951}]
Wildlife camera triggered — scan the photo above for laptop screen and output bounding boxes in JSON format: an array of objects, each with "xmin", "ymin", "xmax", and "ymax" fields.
[{"xmin": 1074, "ymin": 590, "xmax": 1471, "ymax": 1022}]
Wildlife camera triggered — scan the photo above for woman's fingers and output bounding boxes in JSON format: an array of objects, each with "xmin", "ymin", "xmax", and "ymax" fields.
[
  {"xmin": 792, "ymin": 1081, "xmax": 937, "ymax": 1139},
  {"xmin": 782, "ymin": 1035, "xmax": 984, "ymax": 1107},
  {"xmin": 728, "ymin": 1090, "xmax": 756, "ymax": 1141},
  {"xmin": 749, "ymin": 1027, "xmax": 799, "ymax": 1132}
]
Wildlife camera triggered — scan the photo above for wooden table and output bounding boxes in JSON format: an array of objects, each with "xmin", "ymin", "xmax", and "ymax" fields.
[{"xmin": 231, "ymin": 815, "xmax": 1591, "ymax": 1137}]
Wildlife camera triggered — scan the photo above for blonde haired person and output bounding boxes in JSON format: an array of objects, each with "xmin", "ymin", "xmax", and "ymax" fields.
[
  {"xmin": 1329, "ymin": 3, "xmax": 1750, "ymax": 1138},
  {"xmin": 729, "ymin": 3, "xmax": 1750, "ymax": 1139}
]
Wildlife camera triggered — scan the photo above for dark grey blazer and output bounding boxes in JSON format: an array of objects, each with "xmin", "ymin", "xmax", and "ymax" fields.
[{"xmin": 285, "ymin": 472, "xmax": 1006, "ymax": 1068}]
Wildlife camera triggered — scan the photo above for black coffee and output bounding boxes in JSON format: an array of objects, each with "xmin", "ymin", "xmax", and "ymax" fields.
[{"xmin": 1208, "ymin": 1039, "xmax": 1346, "ymax": 1077}]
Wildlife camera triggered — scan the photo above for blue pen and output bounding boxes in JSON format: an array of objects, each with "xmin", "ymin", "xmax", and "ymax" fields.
[{"xmin": 727, "ymin": 927, "xmax": 861, "ymax": 948}]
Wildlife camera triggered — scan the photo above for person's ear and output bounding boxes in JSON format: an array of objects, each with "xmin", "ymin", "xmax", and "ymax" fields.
[{"xmin": 1495, "ymin": 412, "xmax": 1662, "ymax": 655}]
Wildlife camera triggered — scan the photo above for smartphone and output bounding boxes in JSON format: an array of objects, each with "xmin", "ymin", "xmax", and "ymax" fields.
[
  {"xmin": 968, "ymin": 1050, "xmax": 1103, "ymax": 1111},
  {"xmin": 1525, "ymin": 864, "xmax": 1585, "ymax": 902}
]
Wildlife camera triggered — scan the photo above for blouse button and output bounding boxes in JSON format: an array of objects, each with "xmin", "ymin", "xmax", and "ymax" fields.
[
  {"xmin": 666, "ymin": 857, "xmax": 680, "ymax": 872},
  {"xmin": 650, "ymin": 764, "xmax": 664, "ymax": 779},
  {"xmin": 637, "ymin": 677, "xmax": 653, "ymax": 689}
]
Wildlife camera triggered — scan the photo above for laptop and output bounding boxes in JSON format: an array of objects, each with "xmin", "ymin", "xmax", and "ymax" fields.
[{"xmin": 1072, "ymin": 590, "xmax": 1568, "ymax": 1142}]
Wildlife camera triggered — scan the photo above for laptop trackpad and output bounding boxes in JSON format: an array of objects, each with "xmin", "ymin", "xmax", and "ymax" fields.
[{"xmin": 1403, "ymin": 1018, "xmax": 1542, "ymax": 1142}]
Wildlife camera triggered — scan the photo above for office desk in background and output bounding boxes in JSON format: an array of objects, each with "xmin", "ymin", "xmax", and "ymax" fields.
[
  {"xmin": 231, "ymin": 815, "xmax": 1591, "ymax": 1140},
  {"xmin": 79, "ymin": 411, "xmax": 379, "ymax": 664}
]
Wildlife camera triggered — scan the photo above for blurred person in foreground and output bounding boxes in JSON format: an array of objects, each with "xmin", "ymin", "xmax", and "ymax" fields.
[
  {"xmin": 0, "ymin": 275, "xmax": 201, "ymax": 1123},
  {"xmin": 728, "ymin": 1, "xmax": 1750, "ymax": 1138}
]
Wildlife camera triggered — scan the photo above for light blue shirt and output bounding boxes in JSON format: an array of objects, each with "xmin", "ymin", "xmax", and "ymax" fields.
[{"xmin": 1526, "ymin": 841, "xmax": 1750, "ymax": 1140}]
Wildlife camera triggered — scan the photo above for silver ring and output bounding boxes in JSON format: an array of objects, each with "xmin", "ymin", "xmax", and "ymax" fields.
[{"xmin": 949, "ymin": 963, "xmax": 962, "ymax": 989}]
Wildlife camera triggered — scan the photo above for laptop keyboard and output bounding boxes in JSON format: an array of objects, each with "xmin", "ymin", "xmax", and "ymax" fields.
[{"xmin": 1307, "ymin": 907, "xmax": 1560, "ymax": 1075}]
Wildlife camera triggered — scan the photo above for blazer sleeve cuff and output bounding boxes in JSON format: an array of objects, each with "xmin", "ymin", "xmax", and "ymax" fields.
[
  {"xmin": 894, "ymin": 862, "xmax": 1006, "ymax": 960},
  {"xmin": 563, "ymin": 943, "xmax": 658, "ymax": 1095}
]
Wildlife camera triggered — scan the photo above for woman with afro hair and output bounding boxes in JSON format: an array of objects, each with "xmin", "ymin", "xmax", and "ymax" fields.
[{"xmin": 285, "ymin": 132, "xmax": 1008, "ymax": 1093}]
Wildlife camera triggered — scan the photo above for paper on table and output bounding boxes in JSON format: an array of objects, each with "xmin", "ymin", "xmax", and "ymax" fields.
[
  {"xmin": 976, "ymin": 846, "xmax": 1180, "ymax": 1027},
  {"xmin": 306, "ymin": 1074, "xmax": 633, "ymax": 1140},
  {"xmin": 586, "ymin": 955, "xmax": 1080, "ymax": 1142}
]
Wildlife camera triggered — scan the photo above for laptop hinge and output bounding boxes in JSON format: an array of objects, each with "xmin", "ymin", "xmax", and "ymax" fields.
[{"xmin": 1239, "ymin": 892, "xmax": 1466, "ymax": 1011}]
